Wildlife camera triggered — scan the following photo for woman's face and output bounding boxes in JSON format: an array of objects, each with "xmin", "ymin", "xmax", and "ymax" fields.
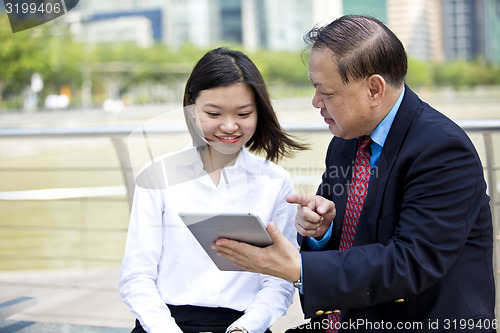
[{"xmin": 194, "ymin": 82, "xmax": 258, "ymax": 155}]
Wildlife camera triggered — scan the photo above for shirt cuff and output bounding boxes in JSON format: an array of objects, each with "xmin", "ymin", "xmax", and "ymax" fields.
[
  {"xmin": 305, "ymin": 222, "xmax": 333, "ymax": 250},
  {"xmin": 231, "ymin": 311, "xmax": 268, "ymax": 333}
]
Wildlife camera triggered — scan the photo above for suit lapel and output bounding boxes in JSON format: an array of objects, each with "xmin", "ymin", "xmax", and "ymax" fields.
[
  {"xmin": 329, "ymin": 139, "xmax": 357, "ymax": 249},
  {"xmin": 353, "ymin": 85, "xmax": 420, "ymax": 245}
]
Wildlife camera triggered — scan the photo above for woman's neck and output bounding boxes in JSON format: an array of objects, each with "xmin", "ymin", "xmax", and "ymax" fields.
[{"xmin": 199, "ymin": 146, "xmax": 240, "ymax": 185}]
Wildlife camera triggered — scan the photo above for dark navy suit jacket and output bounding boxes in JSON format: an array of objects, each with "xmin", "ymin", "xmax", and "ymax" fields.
[{"xmin": 299, "ymin": 86, "xmax": 495, "ymax": 332}]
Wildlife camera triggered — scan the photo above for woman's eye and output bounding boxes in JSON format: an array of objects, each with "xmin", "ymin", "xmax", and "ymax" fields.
[
  {"xmin": 206, "ymin": 112, "xmax": 219, "ymax": 117},
  {"xmin": 238, "ymin": 112, "xmax": 252, "ymax": 117}
]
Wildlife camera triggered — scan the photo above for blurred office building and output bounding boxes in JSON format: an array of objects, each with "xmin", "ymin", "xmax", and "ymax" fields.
[
  {"xmin": 441, "ymin": 0, "xmax": 500, "ymax": 63},
  {"xmin": 69, "ymin": 0, "xmax": 500, "ymax": 63},
  {"xmin": 70, "ymin": 0, "xmax": 341, "ymax": 51},
  {"xmin": 386, "ymin": 0, "xmax": 500, "ymax": 63},
  {"xmin": 386, "ymin": 0, "xmax": 445, "ymax": 61},
  {"xmin": 342, "ymin": 0, "xmax": 387, "ymax": 22},
  {"xmin": 484, "ymin": 0, "xmax": 500, "ymax": 63},
  {"xmin": 71, "ymin": 0, "xmax": 163, "ymax": 47},
  {"xmin": 345, "ymin": 0, "xmax": 500, "ymax": 63}
]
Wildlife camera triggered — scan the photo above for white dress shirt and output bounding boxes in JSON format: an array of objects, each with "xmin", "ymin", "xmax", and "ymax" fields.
[{"xmin": 119, "ymin": 146, "xmax": 298, "ymax": 333}]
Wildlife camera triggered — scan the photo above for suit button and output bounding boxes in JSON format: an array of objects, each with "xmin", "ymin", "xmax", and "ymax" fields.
[
  {"xmin": 395, "ymin": 298, "xmax": 405, "ymax": 303},
  {"xmin": 316, "ymin": 310, "xmax": 324, "ymax": 316}
]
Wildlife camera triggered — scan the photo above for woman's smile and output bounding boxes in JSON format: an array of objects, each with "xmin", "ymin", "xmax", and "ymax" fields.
[{"xmin": 215, "ymin": 135, "xmax": 242, "ymax": 143}]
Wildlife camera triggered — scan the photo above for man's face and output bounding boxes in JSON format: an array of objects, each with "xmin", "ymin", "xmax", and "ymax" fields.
[{"xmin": 308, "ymin": 47, "xmax": 375, "ymax": 139}]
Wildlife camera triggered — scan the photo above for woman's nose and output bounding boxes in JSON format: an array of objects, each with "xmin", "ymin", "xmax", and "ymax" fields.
[{"xmin": 220, "ymin": 118, "xmax": 239, "ymax": 133}]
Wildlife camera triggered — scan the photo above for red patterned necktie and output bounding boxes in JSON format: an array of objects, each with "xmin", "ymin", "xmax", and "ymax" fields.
[{"xmin": 327, "ymin": 136, "xmax": 372, "ymax": 333}]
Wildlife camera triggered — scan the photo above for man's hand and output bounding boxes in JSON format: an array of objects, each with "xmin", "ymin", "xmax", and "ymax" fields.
[
  {"xmin": 212, "ymin": 222, "xmax": 301, "ymax": 282},
  {"xmin": 286, "ymin": 194, "xmax": 336, "ymax": 238}
]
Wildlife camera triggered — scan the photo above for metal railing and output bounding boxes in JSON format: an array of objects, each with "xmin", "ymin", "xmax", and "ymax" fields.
[
  {"xmin": 1, "ymin": 120, "xmax": 500, "ymax": 317},
  {"xmin": 1, "ymin": 120, "xmax": 498, "ymax": 217}
]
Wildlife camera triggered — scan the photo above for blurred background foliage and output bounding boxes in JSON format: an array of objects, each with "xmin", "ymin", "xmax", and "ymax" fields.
[{"xmin": 1, "ymin": 16, "xmax": 500, "ymax": 111}]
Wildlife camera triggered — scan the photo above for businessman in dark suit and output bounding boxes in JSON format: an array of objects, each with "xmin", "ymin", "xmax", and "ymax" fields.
[{"xmin": 213, "ymin": 15, "xmax": 495, "ymax": 332}]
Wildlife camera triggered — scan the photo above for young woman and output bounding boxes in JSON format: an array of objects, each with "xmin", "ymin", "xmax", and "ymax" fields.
[{"xmin": 119, "ymin": 47, "xmax": 307, "ymax": 333}]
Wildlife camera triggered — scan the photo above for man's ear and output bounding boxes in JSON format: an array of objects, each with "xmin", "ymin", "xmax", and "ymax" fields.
[{"xmin": 367, "ymin": 74, "xmax": 385, "ymax": 107}]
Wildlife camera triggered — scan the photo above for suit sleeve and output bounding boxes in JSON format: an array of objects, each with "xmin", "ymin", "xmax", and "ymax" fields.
[{"xmin": 300, "ymin": 131, "xmax": 489, "ymax": 317}]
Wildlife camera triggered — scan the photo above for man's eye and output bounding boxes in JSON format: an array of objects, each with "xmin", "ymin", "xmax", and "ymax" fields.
[{"xmin": 321, "ymin": 92, "xmax": 336, "ymax": 100}]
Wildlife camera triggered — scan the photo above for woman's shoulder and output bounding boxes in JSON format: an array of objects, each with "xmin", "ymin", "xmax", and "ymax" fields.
[
  {"xmin": 135, "ymin": 145, "xmax": 200, "ymax": 187},
  {"xmin": 243, "ymin": 149, "xmax": 291, "ymax": 180}
]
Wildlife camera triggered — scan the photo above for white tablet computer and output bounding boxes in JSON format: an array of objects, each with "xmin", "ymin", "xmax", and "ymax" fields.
[{"xmin": 178, "ymin": 212, "xmax": 273, "ymax": 271}]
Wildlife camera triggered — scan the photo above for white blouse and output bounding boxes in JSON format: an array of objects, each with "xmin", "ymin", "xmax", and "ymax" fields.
[{"xmin": 119, "ymin": 146, "xmax": 298, "ymax": 333}]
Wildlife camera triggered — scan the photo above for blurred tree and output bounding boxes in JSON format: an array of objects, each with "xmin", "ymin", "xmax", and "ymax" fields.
[
  {"xmin": 1, "ymin": 16, "xmax": 500, "ymax": 111},
  {"xmin": 252, "ymin": 49, "xmax": 309, "ymax": 86},
  {"xmin": 0, "ymin": 15, "xmax": 57, "ymax": 103},
  {"xmin": 406, "ymin": 59, "xmax": 434, "ymax": 87},
  {"xmin": 432, "ymin": 58, "xmax": 500, "ymax": 88},
  {"xmin": 38, "ymin": 26, "xmax": 86, "ymax": 107}
]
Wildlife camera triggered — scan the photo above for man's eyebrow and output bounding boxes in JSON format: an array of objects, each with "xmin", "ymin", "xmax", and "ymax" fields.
[{"xmin": 308, "ymin": 76, "xmax": 320, "ymax": 87}]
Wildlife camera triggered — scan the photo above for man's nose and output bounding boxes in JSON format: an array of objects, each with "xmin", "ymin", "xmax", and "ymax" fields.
[{"xmin": 312, "ymin": 90, "xmax": 324, "ymax": 109}]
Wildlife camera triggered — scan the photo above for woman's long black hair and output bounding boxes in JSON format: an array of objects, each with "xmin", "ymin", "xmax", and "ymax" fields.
[{"xmin": 183, "ymin": 47, "xmax": 308, "ymax": 163}]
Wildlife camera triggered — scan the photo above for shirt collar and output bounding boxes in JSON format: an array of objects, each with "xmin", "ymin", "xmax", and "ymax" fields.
[
  {"xmin": 370, "ymin": 86, "xmax": 405, "ymax": 148},
  {"xmin": 179, "ymin": 144, "xmax": 254, "ymax": 175}
]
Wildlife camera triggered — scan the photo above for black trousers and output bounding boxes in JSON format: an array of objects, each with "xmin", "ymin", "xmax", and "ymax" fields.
[{"xmin": 132, "ymin": 304, "xmax": 272, "ymax": 333}]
